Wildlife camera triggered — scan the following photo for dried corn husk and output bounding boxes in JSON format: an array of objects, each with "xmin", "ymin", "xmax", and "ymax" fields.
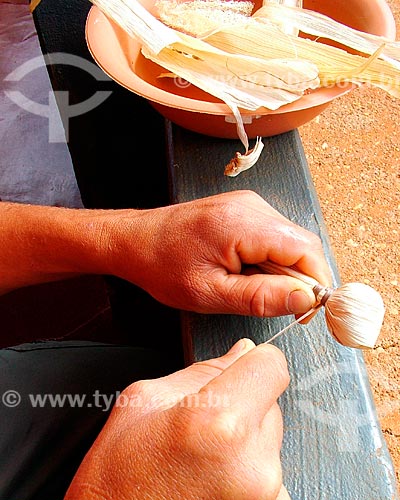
[
  {"xmin": 224, "ymin": 136, "xmax": 264, "ymax": 176},
  {"xmin": 259, "ymin": 0, "xmax": 303, "ymax": 36},
  {"xmin": 257, "ymin": 2, "xmax": 400, "ymax": 67},
  {"xmin": 154, "ymin": 0, "xmax": 255, "ymax": 37},
  {"xmin": 154, "ymin": 0, "xmax": 302, "ymax": 37},
  {"xmin": 204, "ymin": 19, "xmax": 400, "ymax": 99},
  {"xmin": 90, "ymin": 0, "xmax": 319, "ymax": 172},
  {"xmin": 90, "ymin": 0, "xmax": 400, "ymax": 175},
  {"xmin": 253, "ymin": 2, "xmax": 400, "ymax": 97}
]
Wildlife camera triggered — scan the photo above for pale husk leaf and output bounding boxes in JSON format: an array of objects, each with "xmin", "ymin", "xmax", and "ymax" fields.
[
  {"xmin": 92, "ymin": 0, "xmax": 320, "ymax": 154},
  {"xmin": 205, "ymin": 20, "xmax": 400, "ymax": 98},
  {"xmin": 257, "ymin": 2, "xmax": 400, "ymax": 67},
  {"xmin": 155, "ymin": 0, "xmax": 255, "ymax": 37},
  {"xmin": 91, "ymin": 0, "xmax": 400, "ymax": 174}
]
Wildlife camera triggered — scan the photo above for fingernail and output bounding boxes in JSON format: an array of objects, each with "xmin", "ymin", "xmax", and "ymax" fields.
[
  {"xmin": 288, "ymin": 289, "xmax": 314, "ymax": 314},
  {"xmin": 227, "ymin": 338, "xmax": 255, "ymax": 355}
]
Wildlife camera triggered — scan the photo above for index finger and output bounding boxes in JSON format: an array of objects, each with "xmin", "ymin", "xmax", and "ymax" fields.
[
  {"xmin": 236, "ymin": 214, "xmax": 332, "ymax": 288},
  {"xmin": 266, "ymin": 223, "xmax": 332, "ymax": 288}
]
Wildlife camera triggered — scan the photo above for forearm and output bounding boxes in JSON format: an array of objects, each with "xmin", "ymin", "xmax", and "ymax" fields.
[
  {"xmin": 0, "ymin": 202, "xmax": 126, "ymax": 294},
  {"xmin": 0, "ymin": 192, "xmax": 330, "ymax": 317}
]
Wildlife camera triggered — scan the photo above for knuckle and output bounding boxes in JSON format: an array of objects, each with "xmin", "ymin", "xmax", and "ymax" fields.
[
  {"xmin": 247, "ymin": 281, "xmax": 270, "ymax": 317},
  {"xmin": 307, "ymin": 230, "xmax": 324, "ymax": 250},
  {"xmin": 206, "ymin": 408, "xmax": 246, "ymax": 446},
  {"xmin": 240, "ymin": 468, "xmax": 282, "ymax": 500},
  {"xmin": 222, "ymin": 451, "xmax": 283, "ymax": 500},
  {"xmin": 237, "ymin": 189, "xmax": 259, "ymax": 201},
  {"xmin": 176, "ymin": 406, "xmax": 246, "ymax": 455},
  {"xmin": 230, "ymin": 455, "xmax": 283, "ymax": 500},
  {"xmin": 259, "ymin": 345, "xmax": 290, "ymax": 388},
  {"xmin": 122, "ymin": 379, "xmax": 154, "ymax": 400},
  {"xmin": 257, "ymin": 467, "xmax": 283, "ymax": 499},
  {"xmin": 249, "ymin": 292, "xmax": 268, "ymax": 318}
]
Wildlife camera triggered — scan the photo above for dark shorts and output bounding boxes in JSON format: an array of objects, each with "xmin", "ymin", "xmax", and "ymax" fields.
[{"xmin": 0, "ymin": 340, "xmax": 178, "ymax": 500}]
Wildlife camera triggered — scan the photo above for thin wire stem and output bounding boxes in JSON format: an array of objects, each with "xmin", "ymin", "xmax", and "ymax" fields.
[{"xmin": 263, "ymin": 305, "xmax": 323, "ymax": 345}]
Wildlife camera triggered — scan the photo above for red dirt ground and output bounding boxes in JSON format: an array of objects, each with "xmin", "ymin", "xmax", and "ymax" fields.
[{"xmin": 299, "ymin": 0, "xmax": 400, "ymax": 483}]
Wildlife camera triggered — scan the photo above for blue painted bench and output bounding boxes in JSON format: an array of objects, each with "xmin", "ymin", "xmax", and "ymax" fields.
[{"xmin": 31, "ymin": 0, "xmax": 399, "ymax": 497}]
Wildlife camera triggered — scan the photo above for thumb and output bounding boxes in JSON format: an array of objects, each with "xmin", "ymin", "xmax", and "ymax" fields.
[
  {"xmin": 162, "ymin": 337, "xmax": 256, "ymax": 392},
  {"xmin": 219, "ymin": 274, "xmax": 316, "ymax": 317},
  {"xmin": 195, "ymin": 343, "xmax": 289, "ymax": 424},
  {"xmin": 123, "ymin": 338, "xmax": 256, "ymax": 413}
]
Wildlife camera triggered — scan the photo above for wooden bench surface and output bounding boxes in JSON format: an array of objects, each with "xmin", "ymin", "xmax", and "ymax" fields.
[
  {"xmin": 32, "ymin": 0, "xmax": 399, "ymax": 497},
  {"xmin": 167, "ymin": 124, "xmax": 399, "ymax": 499}
]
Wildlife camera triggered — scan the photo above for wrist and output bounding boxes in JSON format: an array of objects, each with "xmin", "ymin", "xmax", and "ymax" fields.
[
  {"xmin": 0, "ymin": 203, "xmax": 119, "ymax": 292},
  {"xmin": 96, "ymin": 207, "xmax": 161, "ymax": 285},
  {"xmin": 41, "ymin": 206, "xmax": 115, "ymax": 276}
]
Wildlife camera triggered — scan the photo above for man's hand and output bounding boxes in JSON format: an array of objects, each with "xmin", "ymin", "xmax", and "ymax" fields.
[
  {"xmin": 64, "ymin": 339, "xmax": 291, "ymax": 500},
  {"xmin": 0, "ymin": 191, "xmax": 330, "ymax": 319},
  {"xmin": 103, "ymin": 190, "xmax": 331, "ymax": 317}
]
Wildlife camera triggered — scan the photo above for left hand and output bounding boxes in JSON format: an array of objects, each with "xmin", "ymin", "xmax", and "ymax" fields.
[{"xmin": 100, "ymin": 190, "xmax": 331, "ymax": 317}]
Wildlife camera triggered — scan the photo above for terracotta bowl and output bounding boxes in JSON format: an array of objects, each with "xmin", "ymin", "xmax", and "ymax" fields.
[{"xmin": 86, "ymin": 0, "xmax": 396, "ymax": 138}]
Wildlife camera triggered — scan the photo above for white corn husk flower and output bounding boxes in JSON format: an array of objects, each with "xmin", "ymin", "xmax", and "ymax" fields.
[
  {"xmin": 259, "ymin": 261, "xmax": 385, "ymax": 349},
  {"xmin": 322, "ymin": 283, "xmax": 385, "ymax": 349}
]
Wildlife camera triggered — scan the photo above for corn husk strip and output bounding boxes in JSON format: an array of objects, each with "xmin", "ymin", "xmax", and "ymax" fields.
[
  {"xmin": 92, "ymin": 0, "xmax": 319, "ymax": 110},
  {"xmin": 92, "ymin": 0, "xmax": 179, "ymax": 54},
  {"xmin": 224, "ymin": 136, "xmax": 264, "ymax": 176},
  {"xmin": 256, "ymin": 2, "xmax": 400, "ymax": 68},
  {"xmin": 260, "ymin": 0, "xmax": 302, "ymax": 36},
  {"xmin": 148, "ymin": 39, "xmax": 319, "ymax": 104},
  {"xmin": 91, "ymin": 0, "xmax": 320, "ymax": 156},
  {"xmin": 144, "ymin": 41, "xmax": 319, "ymax": 149},
  {"xmin": 204, "ymin": 22, "xmax": 400, "ymax": 98}
]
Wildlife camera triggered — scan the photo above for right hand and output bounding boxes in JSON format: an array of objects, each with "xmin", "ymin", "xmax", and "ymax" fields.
[{"xmin": 64, "ymin": 338, "xmax": 291, "ymax": 499}]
